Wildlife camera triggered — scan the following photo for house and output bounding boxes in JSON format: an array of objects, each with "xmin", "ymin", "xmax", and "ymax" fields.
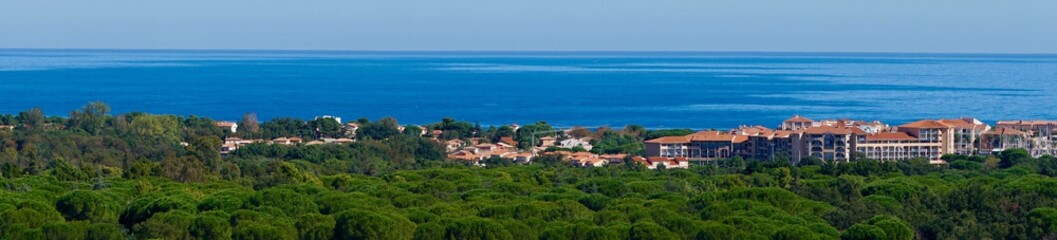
[
  {"xmin": 600, "ymin": 154, "xmax": 628, "ymax": 164},
  {"xmin": 559, "ymin": 138, "xmax": 593, "ymax": 151},
  {"xmin": 315, "ymin": 115, "xmax": 342, "ymax": 125},
  {"xmin": 0, "ymin": 125, "xmax": 13, "ymax": 131},
  {"xmin": 496, "ymin": 142, "xmax": 516, "ymax": 149},
  {"xmin": 215, "ymin": 121, "xmax": 238, "ymax": 133},
  {"xmin": 272, "ymin": 137, "xmax": 303, "ymax": 145},
  {"xmin": 444, "ymin": 139, "xmax": 465, "ymax": 153},
  {"xmin": 573, "ymin": 157, "xmax": 608, "ymax": 167},
  {"xmin": 221, "ymin": 143, "xmax": 238, "ymax": 154},
  {"xmin": 636, "ymin": 157, "xmax": 689, "ymax": 169},
  {"xmin": 514, "ymin": 152, "xmax": 533, "ymax": 163},
  {"xmin": 539, "ymin": 136, "xmax": 557, "ymax": 147},
  {"xmin": 500, "ymin": 136, "xmax": 518, "ymax": 146},
  {"xmin": 450, "ymin": 150, "xmax": 483, "ymax": 165},
  {"xmin": 345, "ymin": 123, "xmax": 360, "ymax": 132}
]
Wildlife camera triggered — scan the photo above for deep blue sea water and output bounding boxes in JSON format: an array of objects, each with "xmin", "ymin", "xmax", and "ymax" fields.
[{"xmin": 1, "ymin": 49, "xmax": 1055, "ymax": 129}]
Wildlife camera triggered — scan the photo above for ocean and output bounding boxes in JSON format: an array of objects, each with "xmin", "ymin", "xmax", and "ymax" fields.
[{"xmin": 0, "ymin": 49, "xmax": 1055, "ymax": 129}]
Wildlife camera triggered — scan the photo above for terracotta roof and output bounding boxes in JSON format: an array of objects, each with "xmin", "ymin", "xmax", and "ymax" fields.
[
  {"xmin": 600, "ymin": 154, "xmax": 627, "ymax": 160},
  {"xmin": 737, "ymin": 125, "xmax": 774, "ymax": 135},
  {"xmin": 997, "ymin": 120, "xmax": 1057, "ymax": 126},
  {"xmin": 773, "ymin": 130, "xmax": 794, "ymax": 138},
  {"xmin": 899, "ymin": 120, "xmax": 952, "ymax": 129},
  {"xmin": 500, "ymin": 136, "xmax": 517, "ymax": 146},
  {"xmin": 938, "ymin": 118, "xmax": 989, "ymax": 130},
  {"xmin": 784, "ymin": 115, "xmax": 813, "ymax": 123},
  {"xmin": 646, "ymin": 156, "xmax": 669, "ymax": 164},
  {"xmin": 985, "ymin": 127, "xmax": 1028, "ymax": 136},
  {"xmin": 865, "ymin": 132, "xmax": 917, "ymax": 141},
  {"xmin": 732, "ymin": 135, "xmax": 750, "ymax": 143},
  {"xmin": 645, "ymin": 136, "xmax": 690, "ymax": 144},
  {"xmin": 689, "ymin": 131, "xmax": 736, "ymax": 142}
]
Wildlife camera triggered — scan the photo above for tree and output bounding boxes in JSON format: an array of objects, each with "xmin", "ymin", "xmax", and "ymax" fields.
[
  {"xmin": 567, "ymin": 127, "xmax": 593, "ymax": 139},
  {"xmin": 68, "ymin": 101, "xmax": 111, "ymax": 135},
  {"xmin": 128, "ymin": 113, "xmax": 181, "ymax": 140},
  {"xmin": 309, "ymin": 117, "xmax": 343, "ymax": 138},
  {"xmin": 190, "ymin": 215, "xmax": 232, "ymax": 239},
  {"xmin": 56, "ymin": 190, "xmax": 119, "ymax": 222},
  {"xmin": 334, "ymin": 209, "xmax": 415, "ymax": 240},
  {"xmin": 17, "ymin": 107, "xmax": 45, "ymax": 130},
  {"xmin": 630, "ymin": 221, "xmax": 678, "ymax": 240},
  {"xmin": 841, "ymin": 216, "xmax": 913, "ymax": 240},
  {"xmin": 240, "ymin": 112, "xmax": 261, "ymax": 132},
  {"xmin": 357, "ymin": 119, "xmax": 401, "ymax": 140},
  {"xmin": 403, "ymin": 125, "xmax": 423, "ymax": 136},
  {"xmin": 1030, "ymin": 207, "xmax": 1057, "ymax": 239},
  {"xmin": 1000, "ymin": 148, "xmax": 1031, "ymax": 168},
  {"xmin": 296, "ymin": 214, "xmax": 336, "ymax": 240}
]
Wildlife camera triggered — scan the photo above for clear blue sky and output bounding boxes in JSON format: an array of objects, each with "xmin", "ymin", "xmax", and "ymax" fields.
[{"xmin": 1, "ymin": 0, "xmax": 1055, "ymax": 53}]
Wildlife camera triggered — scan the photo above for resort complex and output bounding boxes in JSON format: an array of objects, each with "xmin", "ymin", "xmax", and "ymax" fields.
[
  {"xmin": 645, "ymin": 116, "xmax": 1057, "ymax": 166},
  {"xmin": 209, "ymin": 114, "xmax": 1057, "ymax": 169}
]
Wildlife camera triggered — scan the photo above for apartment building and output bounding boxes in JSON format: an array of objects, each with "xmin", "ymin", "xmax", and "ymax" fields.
[
  {"xmin": 980, "ymin": 127, "xmax": 1032, "ymax": 154},
  {"xmin": 791, "ymin": 126, "xmax": 863, "ymax": 163},
  {"xmin": 644, "ymin": 130, "xmax": 747, "ymax": 163},
  {"xmin": 995, "ymin": 120, "xmax": 1057, "ymax": 156},
  {"xmin": 735, "ymin": 126, "xmax": 794, "ymax": 160},
  {"xmin": 939, "ymin": 118, "xmax": 991, "ymax": 155},
  {"xmin": 641, "ymin": 115, "xmax": 1020, "ymax": 165}
]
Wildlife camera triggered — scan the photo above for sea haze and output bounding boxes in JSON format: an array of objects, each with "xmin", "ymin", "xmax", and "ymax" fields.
[{"xmin": 0, "ymin": 49, "xmax": 1055, "ymax": 129}]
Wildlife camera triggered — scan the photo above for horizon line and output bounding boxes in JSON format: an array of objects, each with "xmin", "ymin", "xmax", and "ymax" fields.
[{"xmin": 2, "ymin": 47, "xmax": 1057, "ymax": 56}]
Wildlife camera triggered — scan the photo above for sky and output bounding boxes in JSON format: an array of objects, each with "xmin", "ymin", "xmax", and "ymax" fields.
[{"xmin": 1, "ymin": 0, "xmax": 1055, "ymax": 53}]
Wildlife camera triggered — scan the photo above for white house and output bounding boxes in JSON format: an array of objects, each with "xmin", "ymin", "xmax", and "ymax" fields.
[
  {"xmin": 560, "ymin": 138, "xmax": 593, "ymax": 151},
  {"xmin": 215, "ymin": 121, "xmax": 238, "ymax": 133}
]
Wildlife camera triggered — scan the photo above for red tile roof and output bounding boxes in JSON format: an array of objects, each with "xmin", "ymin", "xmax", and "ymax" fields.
[
  {"xmin": 899, "ymin": 120, "xmax": 952, "ymax": 129},
  {"xmin": 985, "ymin": 127, "xmax": 1028, "ymax": 136},
  {"xmin": 644, "ymin": 136, "xmax": 690, "ymax": 144},
  {"xmin": 782, "ymin": 115, "xmax": 811, "ymax": 122},
  {"xmin": 732, "ymin": 135, "xmax": 750, "ymax": 143},
  {"xmin": 996, "ymin": 120, "xmax": 1057, "ymax": 126},
  {"xmin": 500, "ymin": 136, "xmax": 517, "ymax": 146}
]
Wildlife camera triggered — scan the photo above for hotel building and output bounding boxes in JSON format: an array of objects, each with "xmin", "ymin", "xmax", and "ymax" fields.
[
  {"xmin": 645, "ymin": 115, "xmax": 1006, "ymax": 165},
  {"xmin": 644, "ymin": 130, "xmax": 748, "ymax": 164},
  {"xmin": 995, "ymin": 120, "xmax": 1057, "ymax": 156}
]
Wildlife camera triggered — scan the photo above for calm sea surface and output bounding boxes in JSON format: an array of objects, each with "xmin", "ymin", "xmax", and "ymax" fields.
[{"xmin": 1, "ymin": 49, "xmax": 1055, "ymax": 129}]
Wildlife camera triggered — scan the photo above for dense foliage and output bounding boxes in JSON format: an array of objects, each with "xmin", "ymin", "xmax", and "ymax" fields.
[{"xmin": 2, "ymin": 103, "xmax": 1057, "ymax": 239}]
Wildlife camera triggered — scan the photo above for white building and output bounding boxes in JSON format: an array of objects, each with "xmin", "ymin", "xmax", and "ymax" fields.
[
  {"xmin": 559, "ymin": 138, "xmax": 593, "ymax": 151},
  {"xmin": 215, "ymin": 121, "xmax": 238, "ymax": 133}
]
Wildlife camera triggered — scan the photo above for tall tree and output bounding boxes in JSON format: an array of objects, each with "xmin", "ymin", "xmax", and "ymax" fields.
[
  {"xmin": 239, "ymin": 112, "xmax": 260, "ymax": 133},
  {"xmin": 68, "ymin": 101, "xmax": 111, "ymax": 135},
  {"xmin": 17, "ymin": 107, "xmax": 45, "ymax": 130}
]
